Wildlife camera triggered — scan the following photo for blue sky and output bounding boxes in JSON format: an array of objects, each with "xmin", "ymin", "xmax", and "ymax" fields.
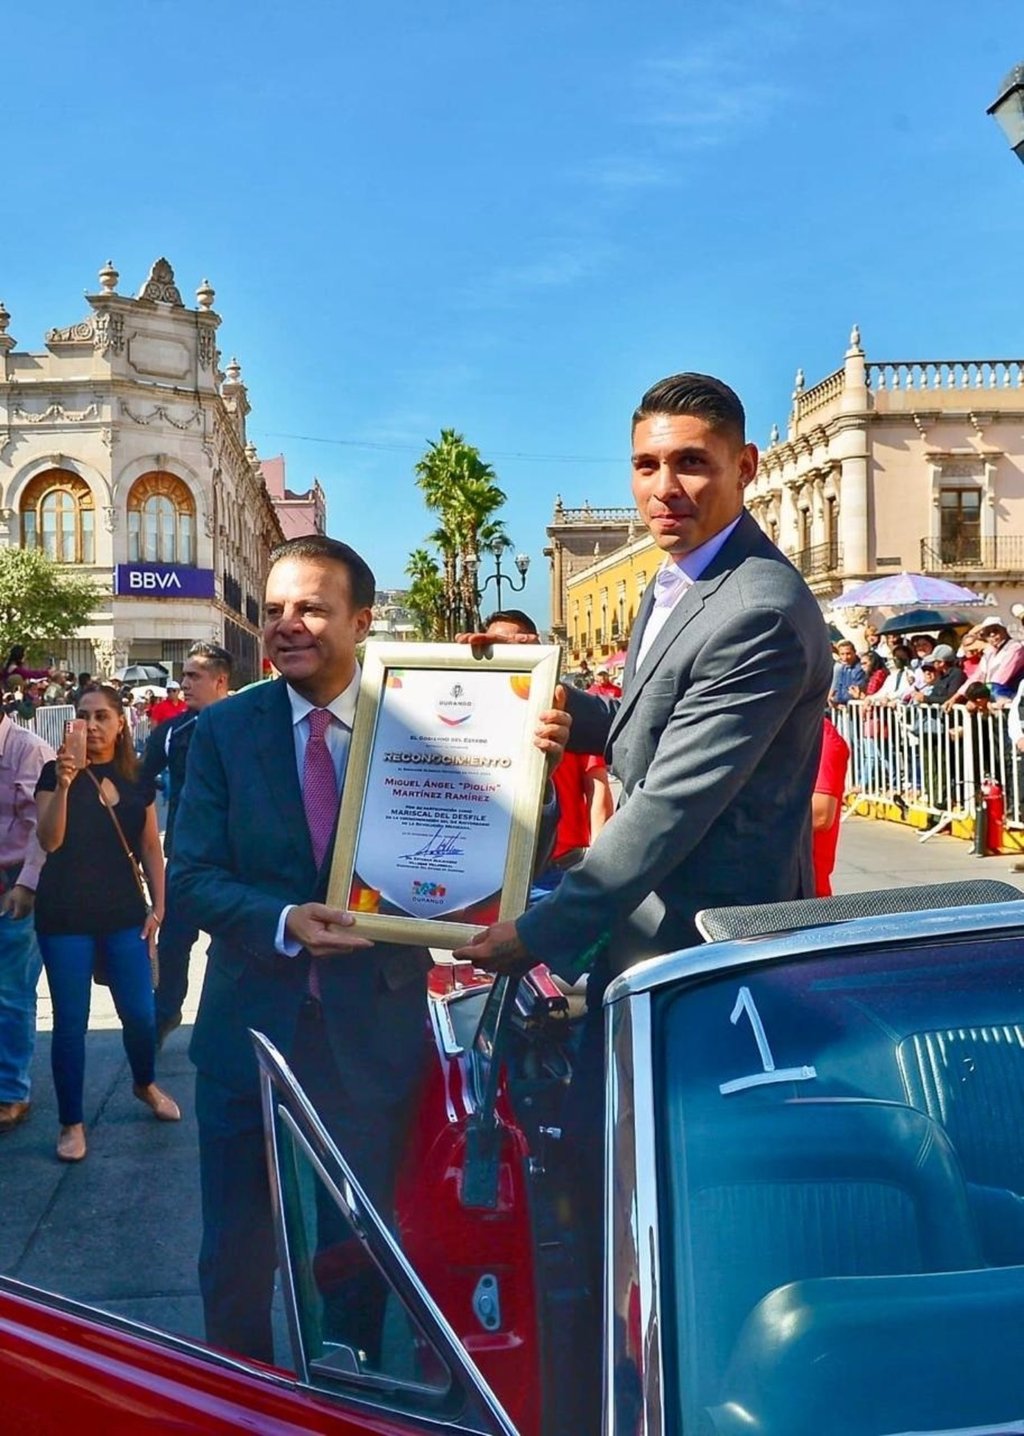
[{"xmin": 3, "ymin": 1, "xmax": 1023, "ymax": 623}]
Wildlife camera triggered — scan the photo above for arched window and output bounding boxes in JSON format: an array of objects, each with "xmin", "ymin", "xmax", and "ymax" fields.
[
  {"xmin": 127, "ymin": 472, "xmax": 195, "ymax": 565},
  {"xmin": 20, "ymin": 470, "xmax": 95, "ymax": 564}
]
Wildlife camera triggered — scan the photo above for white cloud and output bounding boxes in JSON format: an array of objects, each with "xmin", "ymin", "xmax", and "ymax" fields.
[
  {"xmin": 639, "ymin": 41, "xmax": 791, "ymax": 149},
  {"xmin": 463, "ymin": 240, "xmax": 616, "ymax": 307}
]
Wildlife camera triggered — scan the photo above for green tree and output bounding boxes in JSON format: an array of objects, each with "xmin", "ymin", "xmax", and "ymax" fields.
[
  {"xmin": 404, "ymin": 548, "xmax": 445, "ymax": 640},
  {"xmin": 414, "ymin": 429, "xmax": 509, "ymax": 637},
  {"xmin": 0, "ymin": 548, "xmax": 101, "ymax": 664}
]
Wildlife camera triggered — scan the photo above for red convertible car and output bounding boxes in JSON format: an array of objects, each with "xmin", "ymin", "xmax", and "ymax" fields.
[{"xmin": 4, "ymin": 878, "xmax": 1024, "ymax": 1434}]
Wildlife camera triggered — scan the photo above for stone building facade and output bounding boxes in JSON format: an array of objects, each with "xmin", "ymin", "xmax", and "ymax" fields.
[
  {"xmin": 261, "ymin": 455, "xmax": 326, "ymax": 540},
  {"xmin": 544, "ymin": 497, "xmax": 638, "ymax": 643},
  {"xmin": 752, "ymin": 328, "xmax": 1024, "ymax": 616},
  {"xmin": 0, "ymin": 259, "xmax": 283, "ymax": 685}
]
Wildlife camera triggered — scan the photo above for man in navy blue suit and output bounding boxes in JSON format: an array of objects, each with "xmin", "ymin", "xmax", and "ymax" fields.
[{"xmin": 172, "ymin": 534, "xmax": 568, "ymax": 1364}]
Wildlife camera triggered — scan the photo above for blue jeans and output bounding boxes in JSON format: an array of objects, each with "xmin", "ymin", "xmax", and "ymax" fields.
[
  {"xmin": 0, "ymin": 910, "xmax": 43, "ymax": 1102},
  {"xmin": 39, "ymin": 927, "xmax": 156, "ymax": 1125}
]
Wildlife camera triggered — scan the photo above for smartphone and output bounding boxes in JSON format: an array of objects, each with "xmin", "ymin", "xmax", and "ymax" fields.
[{"xmin": 64, "ymin": 718, "xmax": 87, "ymax": 770}]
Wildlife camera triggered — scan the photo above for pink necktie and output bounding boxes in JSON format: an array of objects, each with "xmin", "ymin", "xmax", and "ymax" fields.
[
  {"xmin": 302, "ymin": 708, "xmax": 339, "ymax": 1000},
  {"xmin": 303, "ymin": 708, "xmax": 339, "ymax": 870}
]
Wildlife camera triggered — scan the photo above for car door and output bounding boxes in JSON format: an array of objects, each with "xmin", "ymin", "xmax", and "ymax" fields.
[
  {"xmin": 253, "ymin": 1027, "xmax": 518, "ymax": 1436},
  {"xmin": 0, "ymin": 1032, "xmax": 517, "ymax": 1436}
]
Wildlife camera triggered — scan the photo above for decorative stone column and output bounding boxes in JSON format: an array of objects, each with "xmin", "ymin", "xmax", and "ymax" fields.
[
  {"xmin": 835, "ymin": 325, "xmax": 871, "ymax": 578},
  {"xmin": 0, "ymin": 300, "xmax": 15, "ymax": 382},
  {"xmin": 91, "ymin": 638, "xmax": 131, "ymax": 678}
]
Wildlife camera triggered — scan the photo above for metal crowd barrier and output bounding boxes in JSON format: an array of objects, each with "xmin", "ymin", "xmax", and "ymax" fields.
[
  {"xmin": 28, "ymin": 704, "xmax": 76, "ymax": 751},
  {"xmin": 832, "ymin": 700, "xmax": 1024, "ymax": 833},
  {"xmin": 9, "ymin": 705, "xmax": 154, "ymax": 754}
]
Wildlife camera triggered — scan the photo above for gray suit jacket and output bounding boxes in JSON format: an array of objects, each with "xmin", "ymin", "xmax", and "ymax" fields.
[{"xmin": 517, "ymin": 512, "xmax": 833, "ymax": 979}]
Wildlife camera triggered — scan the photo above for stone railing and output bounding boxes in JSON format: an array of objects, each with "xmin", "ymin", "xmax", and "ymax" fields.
[
  {"xmin": 794, "ymin": 368, "xmax": 845, "ymax": 423},
  {"xmin": 553, "ymin": 505, "xmax": 638, "ymax": 524},
  {"xmin": 789, "ymin": 540, "xmax": 842, "ymax": 577},
  {"xmin": 868, "ymin": 360, "xmax": 1024, "ymax": 392},
  {"xmin": 920, "ymin": 535, "xmax": 1024, "ymax": 571}
]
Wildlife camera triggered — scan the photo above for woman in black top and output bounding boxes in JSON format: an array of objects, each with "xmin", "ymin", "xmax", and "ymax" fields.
[{"xmin": 36, "ymin": 684, "xmax": 179, "ymax": 1162}]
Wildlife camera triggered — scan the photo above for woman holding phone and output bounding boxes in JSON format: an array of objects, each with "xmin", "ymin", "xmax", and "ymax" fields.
[{"xmin": 35, "ymin": 684, "xmax": 178, "ymax": 1162}]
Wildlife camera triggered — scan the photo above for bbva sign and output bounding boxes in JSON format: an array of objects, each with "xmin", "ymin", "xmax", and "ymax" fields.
[{"xmin": 114, "ymin": 564, "xmax": 216, "ymax": 599}]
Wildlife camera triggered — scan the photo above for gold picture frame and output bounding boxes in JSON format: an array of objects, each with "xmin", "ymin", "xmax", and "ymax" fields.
[{"xmin": 327, "ymin": 640, "xmax": 561, "ymax": 947}]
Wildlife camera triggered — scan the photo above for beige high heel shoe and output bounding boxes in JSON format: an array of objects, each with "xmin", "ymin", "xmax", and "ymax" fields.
[{"xmin": 132, "ymin": 1083, "xmax": 181, "ymax": 1122}]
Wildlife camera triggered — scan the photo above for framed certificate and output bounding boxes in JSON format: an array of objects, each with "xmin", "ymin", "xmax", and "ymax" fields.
[{"xmin": 327, "ymin": 641, "xmax": 561, "ymax": 947}]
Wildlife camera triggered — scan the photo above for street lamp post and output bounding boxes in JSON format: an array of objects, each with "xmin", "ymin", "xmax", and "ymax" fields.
[
  {"xmin": 988, "ymin": 64, "xmax": 1024, "ymax": 163},
  {"xmin": 471, "ymin": 536, "xmax": 530, "ymax": 615}
]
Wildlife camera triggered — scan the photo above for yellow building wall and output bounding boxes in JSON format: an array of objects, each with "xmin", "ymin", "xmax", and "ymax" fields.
[{"xmin": 564, "ymin": 534, "xmax": 657, "ymax": 664}]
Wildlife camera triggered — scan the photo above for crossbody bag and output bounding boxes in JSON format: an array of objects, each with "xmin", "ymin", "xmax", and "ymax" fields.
[{"xmin": 85, "ymin": 769, "xmax": 159, "ymax": 988}]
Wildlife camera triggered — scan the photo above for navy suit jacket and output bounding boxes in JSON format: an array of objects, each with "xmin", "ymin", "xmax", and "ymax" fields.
[{"xmin": 169, "ymin": 678, "xmax": 431, "ymax": 1104}]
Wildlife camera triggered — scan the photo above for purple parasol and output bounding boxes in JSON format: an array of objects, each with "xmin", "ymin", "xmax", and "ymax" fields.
[{"xmin": 829, "ymin": 572, "xmax": 985, "ymax": 610}]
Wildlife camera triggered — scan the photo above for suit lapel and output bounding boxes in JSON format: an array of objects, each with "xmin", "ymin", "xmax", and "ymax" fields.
[
  {"xmin": 255, "ymin": 680, "xmax": 315, "ymax": 870},
  {"xmin": 610, "ymin": 515, "xmax": 759, "ymax": 741}
]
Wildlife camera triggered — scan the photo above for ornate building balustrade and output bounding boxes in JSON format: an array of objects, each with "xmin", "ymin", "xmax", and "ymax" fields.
[
  {"xmin": 869, "ymin": 360, "xmax": 1024, "ymax": 392},
  {"xmin": 790, "ymin": 540, "xmax": 842, "ymax": 577},
  {"xmin": 920, "ymin": 536, "xmax": 1024, "ymax": 571},
  {"xmin": 553, "ymin": 505, "xmax": 638, "ymax": 524},
  {"xmin": 793, "ymin": 369, "xmax": 844, "ymax": 423}
]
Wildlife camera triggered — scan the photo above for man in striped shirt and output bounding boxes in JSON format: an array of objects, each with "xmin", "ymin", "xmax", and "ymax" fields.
[{"xmin": 0, "ymin": 713, "xmax": 54, "ymax": 1131}]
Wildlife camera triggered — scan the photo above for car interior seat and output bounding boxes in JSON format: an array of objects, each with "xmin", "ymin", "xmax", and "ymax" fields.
[{"xmin": 671, "ymin": 1096, "xmax": 982, "ymax": 1412}]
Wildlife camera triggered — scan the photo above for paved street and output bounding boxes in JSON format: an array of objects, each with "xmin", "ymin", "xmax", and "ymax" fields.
[{"xmin": 2, "ymin": 815, "xmax": 1022, "ymax": 1361}]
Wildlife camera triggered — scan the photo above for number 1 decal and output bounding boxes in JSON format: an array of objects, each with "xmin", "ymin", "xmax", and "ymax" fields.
[{"xmin": 719, "ymin": 985, "xmax": 817, "ymax": 1096}]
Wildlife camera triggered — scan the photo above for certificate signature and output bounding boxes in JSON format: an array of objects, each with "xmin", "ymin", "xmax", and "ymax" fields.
[{"xmin": 400, "ymin": 826, "xmax": 467, "ymax": 860}]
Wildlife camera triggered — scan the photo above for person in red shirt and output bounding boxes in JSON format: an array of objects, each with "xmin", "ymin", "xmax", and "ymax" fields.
[
  {"xmin": 587, "ymin": 669, "xmax": 622, "ymax": 699},
  {"xmin": 147, "ymin": 681, "xmax": 188, "ymax": 726},
  {"xmin": 812, "ymin": 717, "xmax": 850, "ymax": 897},
  {"xmin": 482, "ymin": 611, "xmax": 613, "ymax": 886}
]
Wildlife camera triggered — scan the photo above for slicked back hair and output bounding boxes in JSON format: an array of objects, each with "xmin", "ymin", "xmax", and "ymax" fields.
[
  {"xmin": 269, "ymin": 534, "xmax": 376, "ymax": 610},
  {"xmin": 484, "ymin": 609, "xmax": 538, "ymax": 635},
  {"xmin": 187, "ymin": 641, "xmax": 234, "ymax": 678},
  {"xmin": 632, "ymin": 372, "xmax": 746, "ymax": 447}
]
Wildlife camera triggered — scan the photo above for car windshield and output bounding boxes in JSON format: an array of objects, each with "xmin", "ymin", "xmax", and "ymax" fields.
[{"xmin": 655, "ymin": 931, "xmax": 1024, "ymax": 1436}]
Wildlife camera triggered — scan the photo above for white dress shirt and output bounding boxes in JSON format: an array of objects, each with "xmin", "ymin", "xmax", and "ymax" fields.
[
  {"xmin": 634, "ymin": 516, "xmax": 742, "ymax": 669},
  {"xmin": 275, "ymin": 669, "xmax": 359, "ymax": 955}
]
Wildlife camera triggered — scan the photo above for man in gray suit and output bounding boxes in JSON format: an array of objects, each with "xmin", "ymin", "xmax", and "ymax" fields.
[{"xmin": 455, "ymin": 371, "xmax": 833, "ymax": 984}]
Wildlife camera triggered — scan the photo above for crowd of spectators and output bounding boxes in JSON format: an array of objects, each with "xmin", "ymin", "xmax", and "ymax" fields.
[
  {"xmin": 827, "ymin": 615, "xmax": 1024, "ymax": 821},
  {"xmin": 0, "ymin": 649, "xmax": 189, "ymax": 751}
]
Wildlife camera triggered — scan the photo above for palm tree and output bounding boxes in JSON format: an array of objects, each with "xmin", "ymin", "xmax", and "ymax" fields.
[
  {"xmin": 414, "ymin": 430, "xmax": 508, "ymax": 637},
  {"xmin": 404, "ymin": 548, "xmax": 445, "ymax": 640}
]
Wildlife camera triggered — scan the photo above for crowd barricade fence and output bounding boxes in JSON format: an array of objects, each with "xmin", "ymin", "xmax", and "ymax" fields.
[
  {"xmin": 9, "ymin": 705, "xmax": 154, "ymax": 755},
  {"xmin": 831, "ymin": 699, "xmax": 1024, "ymax": 851}
]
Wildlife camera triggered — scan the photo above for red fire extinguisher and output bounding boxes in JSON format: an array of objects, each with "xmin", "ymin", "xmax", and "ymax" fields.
[{"xmin": 982, "ymin": 779, "xmax": 1005, "ymax": 854}]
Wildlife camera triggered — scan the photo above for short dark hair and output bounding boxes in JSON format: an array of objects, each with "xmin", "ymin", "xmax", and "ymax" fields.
[
  {"xmin": 633, "ymin": 372, "xmax": 746, "ymax": 445},
  {"xmin": 186, "ymin": 641, "xmax": 233, "ymax": 677},
  {"xmin": 269, "ymin": 534, "xmax": 376, "ymax": 609},
  {"xmin": 483, "ymin": 608, "xmax": 538, "ymax": 635},
  {"xmin": 964, "ymin": 681, "xmax": 992, "ymax": 702}
]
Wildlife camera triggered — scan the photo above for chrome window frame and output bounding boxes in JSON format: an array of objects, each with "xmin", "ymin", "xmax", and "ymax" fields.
[
  {"xmin": 254, "ymin": 1029, "xmax": 517, "ymax": 1436},
  {"xmin": 603, "ymin": 900, "xmax": 1024, "ymax": 1436}
]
